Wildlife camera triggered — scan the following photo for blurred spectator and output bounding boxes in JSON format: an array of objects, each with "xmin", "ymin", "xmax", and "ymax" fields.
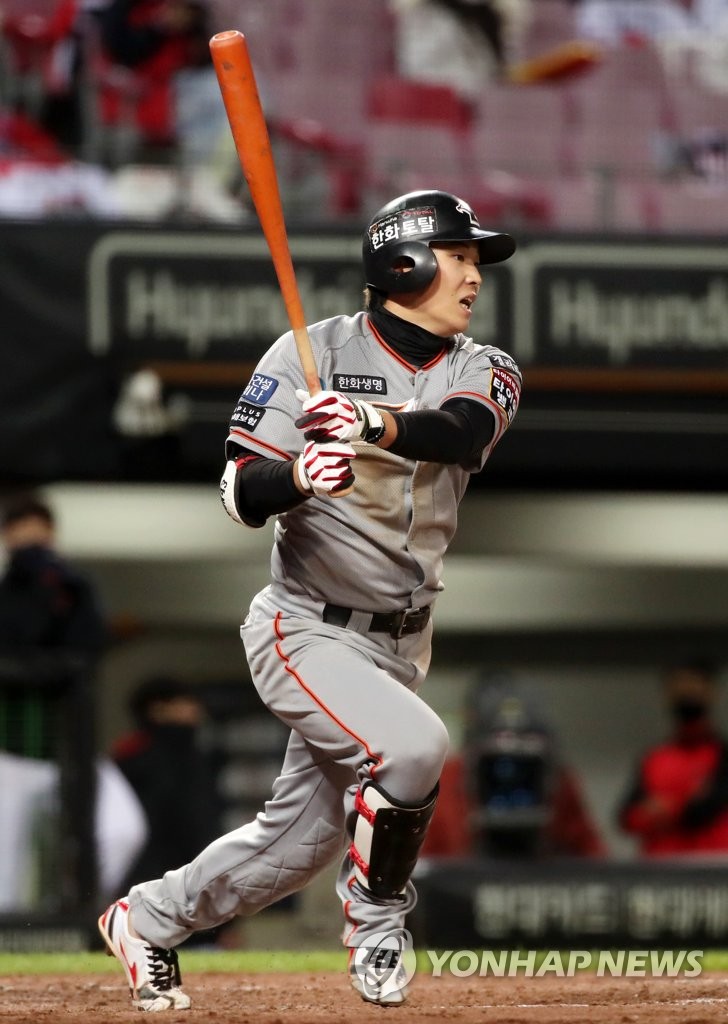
[
  {"xmin": 618, "ymin": 660, "xmax": 728, "ymax": 856},
  {"xmin": 110, "ymin": 676, "xmax": 222, "ymax": 888},
  {"xmin": 96, "ymin": 0, "xmax": 204, "ymax": 144},
  {"xmin": 0, "ymin": 3, "xmax": 121, "ymax": 218},
  {"xmin": 0, "ymin": 488, "xmax": 107, "ymax": 772},
  {"xmin": 0, "ymin": 492, "xmax": 107, "ymax": 674},
  {"xmin": 94, "ymin": 0, "xmax": 240, "ymax": 218},
  {"xmin": 671, "ymin": 127, "xmax": 728, "ymax": 187},
  {"xmin": 423, "ymin": 676, "xmax": 606, "ymax": 859},
  {"xmin": 575, "ymin": 0, "xmax": 728, "ymax": 74},
  {"xmin": 660, "ymin": 0, "xmax": 728, "ymax": 96},
  {"xmin": 0, "ymin": 492, "xmax": 145, "ymax": 910},
  {"xmin": 574, "ymin": 0, "xmax": 702, "ymax": 47},
  {"xmin": 0, "ymin": 0, "xmax": 81, "ymax": 145},
  {"xmin": 389, "ymin": 0, "xmax": 532, "ymax": 110}
]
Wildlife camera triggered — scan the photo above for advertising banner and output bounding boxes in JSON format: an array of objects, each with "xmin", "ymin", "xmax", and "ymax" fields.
[
  {"xmin": 414, "ymin": 857, "xmax": 728, "ymax": 948},
  {"xmin": 0, "ymin": 221, "xmax": 726, "ymax": 482}
]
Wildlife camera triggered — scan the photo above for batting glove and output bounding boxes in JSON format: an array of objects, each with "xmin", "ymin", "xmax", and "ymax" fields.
[
  {"xmin": 296, "ymin": 440, "xmax": 356, "ymax": 498},
  {"xmin": 295, "ymin": 389, "xmax": 385, "ymax": 444}
]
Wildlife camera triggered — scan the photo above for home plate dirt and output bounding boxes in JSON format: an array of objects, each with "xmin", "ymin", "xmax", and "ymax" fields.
[{"xmin": 1, "ymin": 972, "xmax": 728, "ymax": 1024}]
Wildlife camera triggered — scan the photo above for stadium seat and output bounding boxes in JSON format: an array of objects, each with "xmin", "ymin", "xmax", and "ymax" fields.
[
  {"xmin": 476, "ymin": 82, "xmax": 580, "ymax": 177},
  {"xmin": 363, "ymin": 76, "xmax": 477, "ymax": 190},
  {"xmin": 568, "ymin": 42, "xmax": 673, "ymax": 177}
]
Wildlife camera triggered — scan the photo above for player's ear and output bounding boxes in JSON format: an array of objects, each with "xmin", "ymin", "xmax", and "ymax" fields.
[{"xmin": 363, "ymin": 286, "xmax": 387, "ymax": 311}]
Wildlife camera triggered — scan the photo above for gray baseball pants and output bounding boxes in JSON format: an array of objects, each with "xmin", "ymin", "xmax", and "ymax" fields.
[{"xmin": 128, "ymin": 584, "xmax": 449, "ymax": 950}]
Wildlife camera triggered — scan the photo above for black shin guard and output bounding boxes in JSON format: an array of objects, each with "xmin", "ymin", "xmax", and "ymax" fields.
[{"xmin": 349, "ymin": 781, "xmax": 438, "ymax": 899}]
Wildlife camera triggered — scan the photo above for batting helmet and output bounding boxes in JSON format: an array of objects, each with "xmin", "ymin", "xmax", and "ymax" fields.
[{"xmin": 362, "ymin": 189, "xmax": 516, "ymax": 294}]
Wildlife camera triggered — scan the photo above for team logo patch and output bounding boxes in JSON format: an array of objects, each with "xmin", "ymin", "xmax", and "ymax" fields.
[
  {"xmin": 230, "ymin": 399, "xmax": 266, "ymax": 432},
  {"xmin": 333, "ymin": 374, "xmax": 387, "ymax": 395},
  {"xmin": 488, "ymin": 351, "xmax": 520, "ymax": 375},
  {"xmin": 489, "ymin": 367, "xmax": 520, "ymax": 423},
  {"xmin": 455, "ymin": 200, "xmax": 479, "ymax": 227},
  {"xmin": 368, "ymin": 206, "xmax": 437, "ymax": 251},
  {"xmin": 242, "ymin": 373, "xmax": 279, "ymax": 405}
]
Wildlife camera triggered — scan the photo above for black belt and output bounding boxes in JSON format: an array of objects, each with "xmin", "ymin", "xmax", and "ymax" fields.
[{"xmin": 323, "ymin": 602, "xmax": 431, "ymax": 639}]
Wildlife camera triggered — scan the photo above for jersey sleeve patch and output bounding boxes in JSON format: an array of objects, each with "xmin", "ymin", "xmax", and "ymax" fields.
[
  {"xmin": 242, "ymin": 373, "xmax": 279, "ymax": 405},
  {"xmin": 488, "ymin": 351, "xmax": 520, "ymax": 376},
  {"xmin": 489, "ymin": 367, "xmax": 520, "ymax": 424},
  {"xmin": 230, "ymin": 398, "xmax": 266, "ymax": 433}
]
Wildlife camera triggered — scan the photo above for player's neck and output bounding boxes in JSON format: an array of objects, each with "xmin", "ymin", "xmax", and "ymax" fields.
[{"xmin": 368, "ymin": 304, "xmax": 450, "ymax": 367}]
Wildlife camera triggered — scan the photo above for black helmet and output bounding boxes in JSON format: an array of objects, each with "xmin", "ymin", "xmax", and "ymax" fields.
[{"xmin": 363, "ymin": 189, "xmax": 516, "ymax": 294}]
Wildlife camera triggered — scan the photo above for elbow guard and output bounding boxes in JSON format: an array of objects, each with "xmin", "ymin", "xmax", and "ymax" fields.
[{"xmin": 219, "ymin": 458, "xmax": 245, "ymax": 525}]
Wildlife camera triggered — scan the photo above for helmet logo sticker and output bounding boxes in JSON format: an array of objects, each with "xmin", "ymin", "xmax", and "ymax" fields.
[
  {"xmin": 368, "ymin": 206, "xmax": 438, "ymax": 250},
  {"xmin": 455, "ymin": 200, "xmax": 480, "ymax": 227}
]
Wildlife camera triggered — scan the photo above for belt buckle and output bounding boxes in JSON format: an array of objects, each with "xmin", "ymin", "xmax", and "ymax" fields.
[{"xmin": 389, "ymin": 607, "xmax": 422, "ymax": 639}]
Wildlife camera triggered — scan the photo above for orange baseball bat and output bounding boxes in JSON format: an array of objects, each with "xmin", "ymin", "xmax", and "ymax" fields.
[{"xmin": 209, "ymin": 30, "xmax": 320, "ymax": 395}]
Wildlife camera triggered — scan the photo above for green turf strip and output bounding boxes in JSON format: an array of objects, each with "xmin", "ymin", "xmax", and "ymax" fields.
[
  {"xmin": 0, "ymin": 950, "xmax": 346, "ymax": 975},
  {"xmin": 1, "ymin": 949, "xmax": 727, "ymax": 976}
]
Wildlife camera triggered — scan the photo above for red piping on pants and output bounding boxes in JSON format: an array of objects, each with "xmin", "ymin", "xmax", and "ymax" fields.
[{"xmin": 272, "ymin": 611, "xmax": 383, "ymax": 777}]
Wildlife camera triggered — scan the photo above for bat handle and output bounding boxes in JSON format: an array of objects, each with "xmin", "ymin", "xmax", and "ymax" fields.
[{"xmin": 293, "ymin": 327, "xmax": 321, "ymax": 396}]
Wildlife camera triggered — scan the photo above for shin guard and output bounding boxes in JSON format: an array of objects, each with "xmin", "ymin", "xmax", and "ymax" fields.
[{"xmin": 349, "ymin": 781, "xmax": 438, "ymax": 899}]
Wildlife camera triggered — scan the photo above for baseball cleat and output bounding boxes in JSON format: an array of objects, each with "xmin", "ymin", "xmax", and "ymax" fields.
[
  {"xmin": 98, "ymin": 899, "xmax": 191, "ymax": 1012},
  {"xmin": 349, "ymin": 947, "xmax": 410, "ymax": 1006}
]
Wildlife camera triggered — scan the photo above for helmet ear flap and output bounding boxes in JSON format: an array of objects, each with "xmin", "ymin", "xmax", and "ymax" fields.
[{"xmin": 366, "ymin": 241, "xmax": 438, "ymax": 294}]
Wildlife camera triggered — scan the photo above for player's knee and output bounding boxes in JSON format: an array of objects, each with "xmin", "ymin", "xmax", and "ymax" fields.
[{"xmin": 400, "ymin": 712, "xmax": 449, "ymax": 799}]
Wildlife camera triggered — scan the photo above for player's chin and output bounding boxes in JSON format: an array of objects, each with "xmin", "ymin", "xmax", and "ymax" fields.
[{"xmin": 450, "ymin": 304, "xmax": 473, "ymax": 332}]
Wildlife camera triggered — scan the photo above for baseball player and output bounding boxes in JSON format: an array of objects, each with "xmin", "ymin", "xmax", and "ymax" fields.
[{"xmin": 99, "ymin": 189, "xmax": 520, "ymax": 1009}]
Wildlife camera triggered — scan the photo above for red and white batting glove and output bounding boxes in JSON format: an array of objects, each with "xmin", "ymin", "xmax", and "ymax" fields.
[
  {"xmin": 295, "ymin": 389, "xmax": 385, "ymax": 444},
  {"xmin": 295, "ymin": 440, "xmax": 356, "ymax": 498}
]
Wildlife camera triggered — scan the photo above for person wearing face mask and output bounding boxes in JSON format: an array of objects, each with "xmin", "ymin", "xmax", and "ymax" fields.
[
  {"xmin": 0, "ymin": 494, "xmax": 146, "ymax": 910},
  {"xmin": 110, "ymin": 676, "xmax": 222, "ymax": 889},
  {"xmin": 0, "ymin": 494, "xmax": 107, "ymax": 686},
  {"xmin": 618, "ymin": 661, "xmax": 728, "ymax": 856}
]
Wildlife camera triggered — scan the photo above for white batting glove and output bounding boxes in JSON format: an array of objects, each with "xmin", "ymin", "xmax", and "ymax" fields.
[
  {"xmin": 295, "ymin": 440, "xmax": 356, "ymax": 498},
  {"xmin": 295, "ymin": 389, "xmax": 385, "ymax": 444}
]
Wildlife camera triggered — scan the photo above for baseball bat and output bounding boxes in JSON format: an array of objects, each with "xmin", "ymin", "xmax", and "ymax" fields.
[{"xmin": 209, "ymin": 30, "xmax": 320, "ymax": 395}]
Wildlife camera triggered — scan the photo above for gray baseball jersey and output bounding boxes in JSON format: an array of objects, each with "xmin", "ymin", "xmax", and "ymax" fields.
[
  {"xmin": 126, "ymin": 311, "xmax": 521, "ymax": 955},
  {"xmin": 227, "ymin": 310, "xmax": 520, "ymax": 612}
]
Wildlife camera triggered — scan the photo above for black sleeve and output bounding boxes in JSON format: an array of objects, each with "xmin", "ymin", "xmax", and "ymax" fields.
[
  {"xmin": 388, "ymin": 398, "xmax": 495, "ymax": 469},
  {"xmin": 230, "ymin": 447, "xmax": 308, "ymax": 528}
]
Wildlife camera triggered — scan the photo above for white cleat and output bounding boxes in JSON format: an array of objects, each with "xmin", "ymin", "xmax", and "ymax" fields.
[
  {"xmin": 98, "ymin": 899, "xmax": 191, "ymax": 1012},
  {"xmin": 349, "ymin": 946, "xmax": 411, "ymax": 1005}
]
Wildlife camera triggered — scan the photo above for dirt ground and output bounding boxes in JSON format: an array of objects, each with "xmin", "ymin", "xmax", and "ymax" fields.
[{"xmin": 2, "ymin": 971, "xmax": 728, "ymax": 1024}]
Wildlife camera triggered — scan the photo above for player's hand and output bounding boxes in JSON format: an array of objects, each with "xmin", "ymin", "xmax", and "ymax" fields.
[
  {"xmin": 295, "ymin": 440, "xmax": 356, "ymax": 498},
  {"xmin": 295, "ymin": 389, "xmax": 384, "ymax": 444}
]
